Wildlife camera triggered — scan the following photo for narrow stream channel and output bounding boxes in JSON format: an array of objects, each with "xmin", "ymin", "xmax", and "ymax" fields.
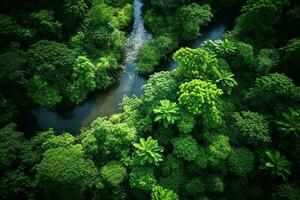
[{"xmin": 20, "ymin": 0, "xmax": 236, "ymax": 134}]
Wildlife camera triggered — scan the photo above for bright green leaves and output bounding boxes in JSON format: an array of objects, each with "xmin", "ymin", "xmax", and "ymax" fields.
[
  {"xmin": 203, "ymin": 39, "xmax": 237, "ymax": 58},
  {"xmin": 133, "ymin": 137, "xmax": 164, "ymax": 166},
  {"xmin": 207, "ymin": 135, "xmax": 231, "ymax": 166},
  {"xmin": 215, "ymin": 69, "xmax": 237, "ymax": 95},
  {"xmin": 67, "ymin": 56, "xmax": 96, "ymax": 103},
  {"xmin": 178, "ymin": 79, "xmax": 223, "ymax": 126},
  {"xmin": 276, "ymin": 108, "xmax": 300, "ymax": 137},
  {"xmin": 154, "ymin": 100, "xmax": 180, "ymax": 127},
  {"xmin": 173, "ymin": 47, "xmax": 219, "ymax": 81},
  {"xmin": 259, "ymin": 150, "xmax": 291, "ymax": 181},
  {"xmin": 151, "ymin": 185, "xmax": 179, "ymax": 200},
  {"xmin": 100, "ymin": 161, "xmax": 127, "ymax": 187}
]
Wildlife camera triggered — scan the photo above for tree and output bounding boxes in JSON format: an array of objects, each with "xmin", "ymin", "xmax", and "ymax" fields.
[
  {"xmin": 30, "ymin": 10, "xmax": 62, "ymax": 39},
  {"xmin": 176, "ymin": 112, "xmax": 196, "ymax": 134},
  {"xmin": 36, "ymin": 145, "xmax": 98, "ymax": 199},
  {"xmin": 173, "ymin": 48, "xmax": 219, "ymax": 81},
  {"xmin": 154, "ymin": 100, "xmax": 180, "ymax": 128},
  {"xmin": 171, "ymin": 135, "xmax": 199, "ymax": 161},
  {"xmin": 255, "ymin": 48, "xmax": 279, "ymax": 74},
  {"xmin": 0, "ymin": 123, "xmax": 23, "ymax": 171},
  {"xmin": 42, "ymin": 133, "xmax": 75, "ymax": 150},
  {"xmin": 67, "ymin": 56, "xmax": 96, "ymax": 103},
  {"xmin": 246, "ymin": 73, "xmax": 295, "ymax": 107},
  {"xmin": 133, "ymin": 137, "xmax": 164, "ymax": 166},
  {"xmin": 63, "ymin": 0, "xmax": 87, "ymax": 32},
  {"xmin": 215, "ymin": 69, "xmax": 237, "ymax": 95},
  {"xmin": 129, "ymin": 166, "xmax": 157, "ymax": 190},
  {"xmin": 228, "ymin": 148, "xmax": 254, "ymax": 176},
  {"xmin": 101, "ymin": 161, "xmax": 127, "ymax": 187},
  {"xmin": 203, "ymin": 39, "xmax": 237, "ymax": 58},
  {"xmin": 178, "ymin": 79, "xmax": 223, "ymax": 126},
  {"xmin": 231, "ymin": 111, "xmax": 270, "ymax": 146},
  {"xmin": 185, "ymin": 178, "xmax": 205, "ymax": 196},
  {"xmin": 207, "ymin": 134, "xmax": 232, "ymax": 166},
  {"xmin": 25, "ymin": 75, "xmax": 62, "ymax": 108},
  {"xmin": 272, "ymin": 184, "xmax": 300, "ymax": 200},
  {"xmin": 259, "ymin": 150, "xmax": 291, "ymax": 181},
  {"xmin": 142, "ymin": 71, "xmax": 178, "ymax": 104},
  {"xmin": 276, "ymin": 108, "xmax": 300, "ymax": 137},
  {"xmin": 151, "ymin": 185, "xmax": 179, "ymax": 200},
  {"xmin": 179, "ymin": 4, "xmax": 213, "ymax": 40},
  {"xmin": 233, "ymin": 0, "xmax": 289, "ymax": 47}
]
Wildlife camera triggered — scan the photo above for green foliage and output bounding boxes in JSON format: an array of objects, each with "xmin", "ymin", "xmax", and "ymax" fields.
[
  {"xmin": 230, "ymin": 41, "xmax": 255, "ymax": 69},
  {"xmin": 154, "ymin": 100, "xmax": 180, "ymax": 127},
  {"xmin": 171, "ymin": 135, "xmax": 199, "ymax": 161},
  {"xmin": 0, "ymin": 97, "xmax": 17, "ymax": 126},
  {"xmin": 206, "ymin": 176, "xmax": 224, "ymax": 193},
  {"xmin": 259, "ymin": 150, "xmax": 291, "ymax": 181},
  {"xmin": 179, "ymin": 4, "xmax": 213, "ymax": 40},
  {"xmin": 255, "ymin": 48, "xmax": 279, "ymax": 74},
  {"xmin": 101, "ymin": 161, "xmax": 127, "ymax": 187},
  {"xmin": 137, "ymin": 35, "xmax": 178, "ymax": 75},
  {"xmin": 151, "ymin": 185, "xmax": 179, "ymax": 200},
  {"xmin": 233, "ymin": 0, "xmax": 289, "ymax": 47},
  {"xmin": 246, "ymin": 73, "xmax": 295, "ymax": 107},
  {"xmin": 142, "ymin": 71, "xmax": 178, "ymax": 104},
  {"xmin": 0, "ymin": 123, "xmax": 23, "ymax": 171},
  {"xmin": 26, "ymin": 75, "xmax": 62, "ymax": 108},
  {"xmin": 185, "ymin": 178, "xmax": 205, "ymax": 196},
  {"xmin": 42, "ymin": 133, "xmax": 75, "ymax": 150},
  {"xmin": 215, "ymin": 69, "xmax": 237, "ymax": 95},
  {"xmin": 133, "ymin": 137, "xmax": 164, "ymax": 166},
  {"xmin": 88, "ymin": 117, "xmax": 136, "ymax": 156},
  {"xmin": 176, "ymin": 112, "xmax": 196, "ymax": 134},
  {"xmin": 203, "ymin": 39, "xmax": 237, "ymax": 58},
  {"xmin": 232, "ymin": 111, "xmax": 270, "ymax": 145},
  {"xmin": 178, "ymin": 79, "xmax": 223, "ymax": 126},
  {"xmin": 207, "ymin": 134, "xmax": 232, "ymax": 166},
  {"xmin": 276, "ymin": 108, "xmax": 300, "ymax": 137},
  {"xmin": 173, "ymin": 47, "xmax": 219, "ymax": 81},
  {"xmin": 228, "ymin": 148, "xmax": 254, "ymax": 176},
  {"xmin": 0, "ymin": 170, "xmax": 31, "ymax": 199},
  {"xmin": 280, "ymin": 38, "xmax": 300, "ymax": 78},
  {"xmin": 129, "ymin": 166, "xmax": 157, "ymax": 190},
  {"xmin": 36, "ymin": 145, "xmax": 98, "ymax": 197},
  {"xmin": 67, "ymin": 56, "xmax": 96, "ymax": 103},
  {"xmin": 272, "ymin": 184, "xmax": 300, "ymax": 200},
  {"xmin": 30, "ymin": 10, "xmax": 62, "ymax": 39}
]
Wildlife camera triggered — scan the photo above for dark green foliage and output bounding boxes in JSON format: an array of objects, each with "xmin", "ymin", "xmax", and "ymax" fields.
[
  {"xmin": 276, "ymin": 108, "xmax": 300, "ymax": 137},
  {"xmin": 129, "ymin": 166, "xmax": 157, "ymax": 190},
  {"xmin": 171, "ymin": 135, "xmax": 199, "ymax": 161},
  {"xmin": 207, "ymin": 134, "xmax": 232, "ymax": 166},
  {"xmin": 232, "ymin": 111, "xmax": 270, "ymax": 146},
  {"xmin": 36, "ymin": 145, "xmax": 98, "ymax": 198},
  {"xmin": 246, "ymin": 73, "xmax": 296, "ymax": 107},
  {"xmin": 206, "ymin": 176, "xmax": 224, "ymax": 193},
  {"xmin": 259, "ymin": 150, "xmax": 291, "ymax": 181},
  {"xmin": 185, "ymin": 178, "xmax": 205, "ymax": 196},
  {"xmin": 176, "ymin": 112, "xmax": 196, "ymax": 134},
  {"xmin": 228, "ymin": 148, "xmax": 254, "ymax": 176},
  {"xmin": 272, "ymin": 184, "xmax": 300, "ymax": 200}
]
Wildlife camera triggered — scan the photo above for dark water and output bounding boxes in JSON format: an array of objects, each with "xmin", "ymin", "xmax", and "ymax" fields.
[{"xmin": 20, "ymin": 2, "xmax": 236, "ymax": 134}]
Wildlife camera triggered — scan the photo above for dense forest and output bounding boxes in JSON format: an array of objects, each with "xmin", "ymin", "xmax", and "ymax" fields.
[{"xmin": 0, "ymin": 0, "xmax": 300, "ymax": 199}]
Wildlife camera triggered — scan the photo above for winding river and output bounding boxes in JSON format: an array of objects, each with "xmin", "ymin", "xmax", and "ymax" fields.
[{"xmin": 19, "ymin": 0, "xmax": 236, "ymax": 134}]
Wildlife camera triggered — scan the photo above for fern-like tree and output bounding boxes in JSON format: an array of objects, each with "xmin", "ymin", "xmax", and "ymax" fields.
[
  {"xmin": 276, "ymin": 108, "xmax": 300, "ymax": 137},
  {"xmin": 203, "ymin": 39, "xmax": 237, "ymax": 58},
  {"xmin": 154, "ymin": 100, "xmax": 180, "ymax": 127},
  {"xmin": 259, "ymin": 150, "xmax": 291, "ymax": 181},
  {"xmin": 151, "ymin": 185, "xmax": 179, "ymax": 200},
  {"xmin": 133, "ymin": 137, "xmax": 164, "ymax": 166},
  {"xmin": 215, "ymin": 69, "xmax": 237, "ymax": 95}
]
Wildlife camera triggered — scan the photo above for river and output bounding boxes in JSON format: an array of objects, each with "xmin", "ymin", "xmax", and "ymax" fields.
[{"xmin": 19, "ymin": 0, "xmax": 236, "ymax": 134}]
